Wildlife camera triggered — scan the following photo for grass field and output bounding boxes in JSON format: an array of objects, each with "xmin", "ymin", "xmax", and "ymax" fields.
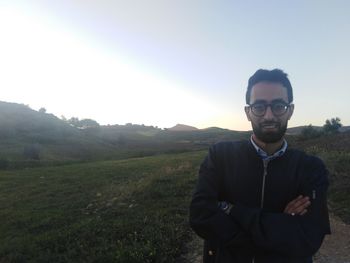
[
  {"xmin": 1, "ymin": 138, "xmax": 349, "ymax": 263},
  {"xmin": 0, "ymin": 151, "xmax": 206, "ymax": 263},
  {"xmin": 311, "ymin": 150, "xmax": 350, "ymax": 223},
  {"xmin": 292, "ymin": 133, "xmax": 350, "ymax": 223}
]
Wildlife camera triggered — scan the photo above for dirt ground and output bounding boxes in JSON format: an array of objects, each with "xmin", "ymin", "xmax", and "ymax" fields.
[
  {"xmin": 314, "ymin": 215, "xmax": 350, "ymax": 263},
  {"xmin": 181, "ymin": 214, "xmax": 350, "ymax": 263}
]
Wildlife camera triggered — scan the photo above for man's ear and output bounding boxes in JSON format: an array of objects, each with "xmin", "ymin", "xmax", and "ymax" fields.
[
  {"xmin": 245, "ymin": 106, "xmax": 251, "ymax": 121},
  {"xmin": 288, "ymin": 104, "xmax": 294, "ymax": 120}
]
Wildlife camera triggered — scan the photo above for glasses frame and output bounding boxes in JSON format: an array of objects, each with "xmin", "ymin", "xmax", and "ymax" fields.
[{"xmin": 247, "ymin": 102, "xmax": 291, "ymax": 117}]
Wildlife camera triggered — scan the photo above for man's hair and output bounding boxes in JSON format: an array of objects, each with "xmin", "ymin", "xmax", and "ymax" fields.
[{"xmin": 245, "ymin": 69, "xmax": 293, "ymax": 104}]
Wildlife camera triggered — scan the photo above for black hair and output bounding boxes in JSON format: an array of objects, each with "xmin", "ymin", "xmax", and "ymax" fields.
[{"xmin": 246, "ymin": 69, "xmax": 293, "ymax": 104}]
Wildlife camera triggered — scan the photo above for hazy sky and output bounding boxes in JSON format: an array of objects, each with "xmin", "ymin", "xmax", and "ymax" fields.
[{"xmin": 1, "ymin": 1, "xmax": 349, "ymax": 130}]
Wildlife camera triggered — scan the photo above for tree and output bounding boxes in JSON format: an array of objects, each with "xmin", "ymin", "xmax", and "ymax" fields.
[
  {"xmin": 67, "ymin": 117, "xmax": 80, "ymax": 127},
  {"xmin": 79, "ymin": 118, "xmax": 100, "ymax": 128},
  {"xmin": 67, "ymin": 117, "xmax": 100, "ymax": 128},
  {"xmin": 323, "ymin": 117, "xmax": 342, "ymax": 134},
  {"xmin": 39, "ymin": 107, "xmax": 46, "ymax": 113}
]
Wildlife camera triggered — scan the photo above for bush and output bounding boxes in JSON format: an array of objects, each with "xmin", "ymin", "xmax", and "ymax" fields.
[
  {"xmin": 323, "ymin": 117, "xmax": 342, "ymax": 134},
  {"xmin": 299, "ymin": 125, "xmax": 322, "ymax": 140}
]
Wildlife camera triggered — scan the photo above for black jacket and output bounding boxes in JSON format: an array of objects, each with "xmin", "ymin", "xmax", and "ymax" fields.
[{"xmin": 189, "ymin": 140, "xmax": 330, "ymax": 263}]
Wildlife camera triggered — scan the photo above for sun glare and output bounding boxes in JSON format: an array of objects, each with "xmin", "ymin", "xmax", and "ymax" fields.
[{"xmin": 0, "ymin": 6, "xmax": 226, "ymax": 128}]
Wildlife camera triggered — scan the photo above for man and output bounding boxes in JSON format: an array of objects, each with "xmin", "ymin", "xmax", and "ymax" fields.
[{"xmin": 189, "ymin": 69, "xmax": 330, "ymax": 263}]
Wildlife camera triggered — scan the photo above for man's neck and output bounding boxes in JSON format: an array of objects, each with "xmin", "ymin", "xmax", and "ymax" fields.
[{"xmin": 252, "ymin": 134, "xmax": 284, "ymax": 155}]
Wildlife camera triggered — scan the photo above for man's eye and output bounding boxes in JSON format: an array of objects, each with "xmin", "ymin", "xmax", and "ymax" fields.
[
  {"xmin": 273, "ymin": 103, "xmax": 286, "ymax": 111},
  {"xmin": 253, "ymin": 104, "xmax": 265, "ymax": 111}
]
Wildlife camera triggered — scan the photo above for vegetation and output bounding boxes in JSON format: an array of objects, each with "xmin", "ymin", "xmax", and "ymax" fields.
[
  {"xmin": 299, "ymin": 124, "xmax": 323, "ymax": 140},
  {"xmin": 0, "ymin": 101, "xmax": 248, "ymax": 169},
  {"xmin": 1, "ymin": 132, "xmax": 349, "ymax": 262},
  {"xmin": 66, "ymin": 117, "xmax": 100, "ymax": 129},
  {"xmin": 0, "ymin": 151, "xmax": 206, "ymax": 262},
  {"xmin": 0, "ymin": 100, "xmax": 349, "ymax": 262},
  {"xmin": 323, "ymin": 117, "xmax": 342, "ymax": 134},
  {"xmin": 291, "ymin": 131, "xmax": 350, "ymax": 223},
  {"xmin": 299, "ymin": 117, "xmax": 342, "ymax": 140}
]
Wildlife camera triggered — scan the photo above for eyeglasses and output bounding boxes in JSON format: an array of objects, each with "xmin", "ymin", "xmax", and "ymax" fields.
[{"xmin": 248, "ymin": 102, "xmax": 290, "ymax": 117}]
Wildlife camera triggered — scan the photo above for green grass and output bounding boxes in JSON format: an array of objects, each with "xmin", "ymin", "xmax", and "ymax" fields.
[
  {"xmin": 316, "ymin": 151, "xmax": 350, "ymax": 223},
  {"xmin": 292, "ymin": 133, "xmax": 350, "ymax": 223},
  {"xmin": 1, "ymin": 138, "xmax": 349, "ymax": 263},
  {"xmin": 0, "ymin": 151, "xmax": 206, "ymax": 263}
]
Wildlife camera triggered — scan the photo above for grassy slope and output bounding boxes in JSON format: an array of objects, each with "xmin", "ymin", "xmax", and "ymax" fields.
[
  {"xmin": 324, "ymin": 151, "xmax": 350, "ymax": 223},
  {"xmin": 0, "ymin": 151, "xmax": 206, "ymax": 263},
  {"xmin": 0, "ymin": 101, "xmax": 119, "ymax": 162},
  {"xmin": 289, "ymin": 132, "xmax": 350, "ymax": 223},
  {"xmin": 0, "ymin": 101, "xmax": 247, "ymax": 166},
  {"xmin": 1, "ymin": 134, "xmax": 349, "ymax": 262}
]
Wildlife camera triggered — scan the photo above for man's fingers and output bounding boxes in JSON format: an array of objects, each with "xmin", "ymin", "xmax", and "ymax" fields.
[
  {"xmin": 291, "ymin": 197, "xmax": 310, "ymax": 210},
  {"xmin": 284, "ymin": 195, "xmax": 306, "ymax": 210},
  {"xmin": 284, "ymin": 195, "xmax": 303, "ymax": 212},
  {"xmin": 292, "ymin": 203, "xmax": 310, "ymax": 215},
  {"xmin": 284, "ymin": 196, "xmax": 311, "ymax": 215},
  {"xmin": 300, "ymin": 209, "xmax": 308, "ymax": 216}
]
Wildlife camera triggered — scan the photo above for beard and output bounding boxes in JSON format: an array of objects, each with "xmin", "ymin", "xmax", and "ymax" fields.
[{"xmin": 252, "ymin": 121, "xmax": 287, "ymax": 143}]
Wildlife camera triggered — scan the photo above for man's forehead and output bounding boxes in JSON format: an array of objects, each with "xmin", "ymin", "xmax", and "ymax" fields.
[{"xmin": 250, "ymin": 82, "xmax": 288, "ymax": 103}]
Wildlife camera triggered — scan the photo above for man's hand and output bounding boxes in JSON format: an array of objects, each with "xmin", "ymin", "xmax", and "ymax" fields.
[{"xmin": 284, "ymin": 195, "xmax": 311, "ymax": 216}]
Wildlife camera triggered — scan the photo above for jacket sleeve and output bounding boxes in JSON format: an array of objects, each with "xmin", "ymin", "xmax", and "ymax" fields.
[
  {"xmin": 189, "ymin": 145, "xmax": 254, "ymax": 250},
  {"xmin": 228, "ymin": 156, "xmax": 331, "ymax": 257}
]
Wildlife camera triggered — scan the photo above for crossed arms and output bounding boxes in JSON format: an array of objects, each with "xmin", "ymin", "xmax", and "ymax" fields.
[{"xmin": 189, "ymin": 147, "xmax": 331, "ymax": 258}]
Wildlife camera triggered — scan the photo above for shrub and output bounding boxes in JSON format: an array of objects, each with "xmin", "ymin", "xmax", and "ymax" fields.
[{"xmin": 299, "ymin": 125, "xmax": 322, "ymax": 140}]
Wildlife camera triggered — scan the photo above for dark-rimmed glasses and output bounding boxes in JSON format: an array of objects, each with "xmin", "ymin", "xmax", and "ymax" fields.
[{"xmin": 247, "ymin": 102, "xmax": 290, "ymax": 117}]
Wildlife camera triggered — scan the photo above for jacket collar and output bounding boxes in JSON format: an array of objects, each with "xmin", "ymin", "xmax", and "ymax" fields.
[{"xmin": 250, "ymin": 136, "xmax": 288, "ymax": 161}]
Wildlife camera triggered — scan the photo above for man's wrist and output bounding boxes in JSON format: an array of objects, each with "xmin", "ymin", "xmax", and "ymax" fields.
[{"xmin": 218, "ymin": 201, "xmax": 234, "ymax": 215}]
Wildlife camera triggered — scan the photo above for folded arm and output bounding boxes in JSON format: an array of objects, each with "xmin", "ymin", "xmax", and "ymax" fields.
[
  {"xmin": 227, "ymin": 157, "xmax": 330, "ymax": 257},
  {"xmin": 189, "ymin": 147, "xmax": 255, "ymax": 250},
  {"xmin": 189, "ymin": 146, "xmax": 330, "ymax": 258}
]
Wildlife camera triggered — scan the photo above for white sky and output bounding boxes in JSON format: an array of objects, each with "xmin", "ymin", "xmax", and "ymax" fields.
[{"xmin": 1, "ymin": 1, "xmax": 349, "ymax": 130}]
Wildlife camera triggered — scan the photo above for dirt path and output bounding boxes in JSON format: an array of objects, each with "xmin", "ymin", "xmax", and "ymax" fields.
[
  {"xmin": 314, "ymin": 215, "xmax": 350, "ymax": 263},
  {"xmin": 182, "ymin": 214, "xmax": 350, "ymax": 263}
]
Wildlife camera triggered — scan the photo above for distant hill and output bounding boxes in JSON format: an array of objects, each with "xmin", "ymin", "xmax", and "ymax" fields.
[
  {"xmin": 289, "ymin": 129, "xmax": 350, "ymax": 152},
  {"xmin": 0, "ymin": 102, "xmax": 248, "ymax": 168},
  {"xmin": 286, "ymin": 125, "xmax": 350, "ymax": 135},
  {"xmin": 286, "ymin": 126, "xmax": 322, "ymax": 135},
  {"xmin": 0, "ymin": 101, "xmax": 120, "ymax": 163},
  {"xmin": 168, "ymin": 124, "xmax": 198, "ymax": 131},
  {"xmin": 1, "ymin": 100, "xmax": 348, "ymax": 169},
  {"xmin": 340, "ymin": 126, "xmax": 350, "ymax": 132}
]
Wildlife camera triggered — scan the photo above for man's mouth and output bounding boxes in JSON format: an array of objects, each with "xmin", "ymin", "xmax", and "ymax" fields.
[{"xmin": 261, "ymin": 123, "xmax": 279, "ymax": 129}]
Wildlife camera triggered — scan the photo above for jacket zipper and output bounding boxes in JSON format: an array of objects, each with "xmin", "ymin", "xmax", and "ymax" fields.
[
  {"xmin": 252, "ymin": 159, "xmax": 270, "ymax": 263},
  {"xmin": 260, "ymin": 159, "xmax": 269, "ymax": 208}
]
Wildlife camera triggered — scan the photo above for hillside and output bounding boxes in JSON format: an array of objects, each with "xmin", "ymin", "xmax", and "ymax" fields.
[
  {"xmin": 1, "ymin": 132, "xmax": 349, "ymax": 262},
  {"xmin": 0, "ymin": 101, "xmax": 123, "ymax": 164},
  {"xmin": 286, "ymin": 125, "xmax": 350, "ymax": 135},
  {"xmin": 1, "ymin": 100, "xmax": 347, "ymax": 169},
  {"xmin": 0, "ymin": 101, "xmax": 349, "ymax": 261},
  {"xmin": 0, "ymin": 151, "xmax": 206, "ymax": 262},
  {"xmin": 0, "ymin": 101, "xmax": 248, "ymax": 167},
  {"xmin": 168, "ymin": 124, "xmax": 198, "ymax": 131}
]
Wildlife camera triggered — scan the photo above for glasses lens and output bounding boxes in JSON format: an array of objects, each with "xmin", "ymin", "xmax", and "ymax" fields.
[
  {"xmin": 271, "ymin": 103, "xmax": 288, "ymax": 115},
  {"xmin": 250, "ymin": 102, "xmax": 289, "ymax": 116},
  {"xmin": 251, "ymin": 104, "xmax": 266, "ymax": 116}
]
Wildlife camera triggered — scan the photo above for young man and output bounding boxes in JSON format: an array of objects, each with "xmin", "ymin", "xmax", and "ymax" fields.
[{"xmin": 189, "ymin": 69, "xmax": 330, "ymax": 263}]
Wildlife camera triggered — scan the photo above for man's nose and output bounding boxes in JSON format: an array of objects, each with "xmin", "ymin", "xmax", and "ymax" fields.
[{"xmin": 263, "ymin": 105, "xmax": 275, "ymax": 120}]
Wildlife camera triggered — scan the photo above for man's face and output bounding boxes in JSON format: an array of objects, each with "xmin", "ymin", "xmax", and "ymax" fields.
[{"xmin": 245, "ymin": 82, "xmax": 294, "ymax": 143}]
